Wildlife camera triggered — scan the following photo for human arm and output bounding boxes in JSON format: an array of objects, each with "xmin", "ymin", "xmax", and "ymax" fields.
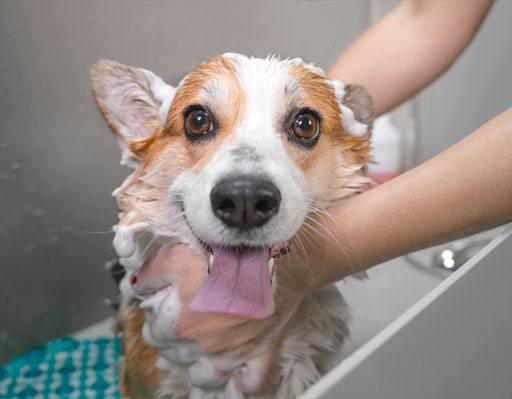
[
  {"xmin": 140, "ymin": 109, "xmax": 512, "ymax": 295},
  {"xmin": 303, "ymin": 107, "xmax": 512, "ymax": 288},
  {"xmin": 328, "ymin": 0, "xmax": 494, "ymax": 116}
]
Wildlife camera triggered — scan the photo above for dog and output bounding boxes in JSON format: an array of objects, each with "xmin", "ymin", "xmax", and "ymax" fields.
[{"xmin": 91, "ymin": 54, "xmax": 373, "ymax": 398}]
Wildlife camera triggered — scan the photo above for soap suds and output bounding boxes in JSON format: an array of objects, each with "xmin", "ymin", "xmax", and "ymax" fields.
[
  {"xmin": 326, "ymin": 79, "xmax": 368, "ymax": 137},
  {"xmin": 338, "ymin": 103, "xmax": 368, "ymax": 137},
  {"xmin": 141, "ymin": 284, "xmax": 182, "ymax": 345},
  {"xmin": 328, "ymin": 79, "xmax": 346, "ymax": 102}
]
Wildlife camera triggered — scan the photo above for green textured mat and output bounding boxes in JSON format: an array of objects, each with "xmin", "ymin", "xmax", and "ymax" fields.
[{"xmin": 0, "ymin": 338, "xmax": 121, "ymax": 399}]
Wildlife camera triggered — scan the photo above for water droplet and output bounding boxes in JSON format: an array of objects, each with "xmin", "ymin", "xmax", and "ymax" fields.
[
  {"xmin": 11, "ymin": 161, "xmax": 21, "ymax": 170},
  {"xmin": 48, "ymin": 235, "xmax": 59, "ymax": 244},
  {"xmin": 24, "ymin": 244, "xmax": 35, "ymax": 253}
]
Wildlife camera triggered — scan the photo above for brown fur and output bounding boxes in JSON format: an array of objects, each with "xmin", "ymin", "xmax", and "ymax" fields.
[
  {"xmin": 287, "ymin": 63, "xmax": 372, "ymax": 172},
  {"xmin": 91, "ymin": 55, "xmax": 374, "ymax": 398},
  {"xmin": 116, "ymin": 302, "xmax": 164, "ymax": 398},
  {"xmin": 131, "ymin": 55, "xmax": 245, "ymax": 175}
]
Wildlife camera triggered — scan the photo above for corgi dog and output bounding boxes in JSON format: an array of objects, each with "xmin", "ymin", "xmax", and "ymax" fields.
[{"xmin": 91, "ymin": 54, "xmax": 373, "ymax": 399}]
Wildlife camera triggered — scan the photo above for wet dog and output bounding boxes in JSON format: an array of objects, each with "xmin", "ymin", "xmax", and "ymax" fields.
[{"xmin": 91, "ymin": 54, "xmax": 373, "ymax": 398}]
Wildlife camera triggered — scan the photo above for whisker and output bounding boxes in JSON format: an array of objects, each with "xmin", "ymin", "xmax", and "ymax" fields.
[
  {"xmin": 302, "ymin": 202, "xmax": 357, "ymax": 276},
  {"xmin": 84, "ymin": 229, "xmax": 115, "ymax": 235}
]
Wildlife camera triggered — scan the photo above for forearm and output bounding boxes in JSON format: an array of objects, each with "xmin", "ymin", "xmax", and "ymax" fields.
[
  {"xmin": 328, "ymin": 0, "xmax": 493, "ymax": 115},
  {"xmin": 309, "ymin": 107, "xmax": 512, "ymax": 287}
]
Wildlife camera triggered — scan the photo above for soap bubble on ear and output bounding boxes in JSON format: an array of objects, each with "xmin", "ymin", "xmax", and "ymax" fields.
[{"xmin": 367, "ymin": 115, "xmax": 403, "ymax": 185}]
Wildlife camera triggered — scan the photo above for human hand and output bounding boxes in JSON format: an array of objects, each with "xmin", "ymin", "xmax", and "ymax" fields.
[{"xmin": 135, "ymin": 244, "xmax": 305, "ymax": 357}]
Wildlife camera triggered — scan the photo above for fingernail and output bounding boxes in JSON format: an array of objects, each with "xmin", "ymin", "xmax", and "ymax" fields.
[{"xmin": 130, "ymin": 270, "xmax": 140, "ymax": 292}]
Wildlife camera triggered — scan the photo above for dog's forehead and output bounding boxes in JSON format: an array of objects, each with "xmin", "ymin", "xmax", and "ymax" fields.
[
  {"xmin": 180, "ymin": 55, "xmax": 337, "ymax": 115},
  {"xmin": 223, "ymin": 54, "xmax": 294, "ymax": 96}
]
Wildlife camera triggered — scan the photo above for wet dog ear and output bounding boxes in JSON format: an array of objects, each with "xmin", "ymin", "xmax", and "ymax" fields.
[
  {"xmin": 342, "ymin": 84, "xmax": 375, "ymax": 134},
  {"xmin": 90, "ymin": 59, "xmax": 176, "ymax": 168}
]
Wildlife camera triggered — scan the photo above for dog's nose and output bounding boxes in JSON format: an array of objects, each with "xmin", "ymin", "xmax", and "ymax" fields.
[{"xmin": 210, "ymin": 176, "xmax": 281, "ymax": 229}]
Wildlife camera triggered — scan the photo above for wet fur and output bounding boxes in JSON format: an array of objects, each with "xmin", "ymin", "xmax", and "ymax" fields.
[{"xmin": 91, "ymin": 55, "xmax": 373, "ymax": 398}]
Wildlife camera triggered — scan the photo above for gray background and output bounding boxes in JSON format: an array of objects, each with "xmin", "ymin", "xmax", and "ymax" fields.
[
  {"xmin": 416, "ymin": 0, "xmax": 512, "ymax": 162},
  {"xmin": 0, "ymin": 0, "xmax": 510, "ymax": 363}
]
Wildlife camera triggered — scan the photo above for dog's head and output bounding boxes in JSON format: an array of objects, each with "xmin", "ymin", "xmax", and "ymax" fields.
[{"xmin": 91, "ymin": 54, "xmax": 373, "ymax": 320}]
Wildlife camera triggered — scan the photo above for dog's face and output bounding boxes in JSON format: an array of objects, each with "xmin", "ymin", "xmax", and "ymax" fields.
[{"xmin": 91, "ymin": 54, "xmax": 372, "ymax": 321}]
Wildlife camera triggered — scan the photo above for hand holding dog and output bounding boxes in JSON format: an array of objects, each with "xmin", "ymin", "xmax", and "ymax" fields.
[
  {"xmin": 136, "ymin": 243, "xmax": 319, "ymax": 394},
  {"xmin": 137, "ymin": 244, "xmax": 306, "ymax": 356}
]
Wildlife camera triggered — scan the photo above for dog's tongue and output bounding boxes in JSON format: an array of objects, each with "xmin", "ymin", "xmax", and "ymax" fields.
[{"xmin": 189, "ymin": 245, "xmax": 274, "ymax": 319}]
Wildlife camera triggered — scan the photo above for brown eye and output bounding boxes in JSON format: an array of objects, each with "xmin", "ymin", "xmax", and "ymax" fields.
[
  {"xmin": 292, "ymin": 113, "xmax": 319, "ymax": 140},
  {"xmin": 185, "ymin": 109, "xmax": 211, "ymax": 136}
]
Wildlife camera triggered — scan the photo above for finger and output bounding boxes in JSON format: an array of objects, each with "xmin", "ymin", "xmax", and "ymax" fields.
[{"xmin": 134, "ymin": 244, "xmax": 205, "ymax": 294}]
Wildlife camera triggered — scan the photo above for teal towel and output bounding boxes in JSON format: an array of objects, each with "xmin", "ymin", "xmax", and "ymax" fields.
[{"xmin": 0, "ymin": 338, "xmax": 121, "ymax": 399}]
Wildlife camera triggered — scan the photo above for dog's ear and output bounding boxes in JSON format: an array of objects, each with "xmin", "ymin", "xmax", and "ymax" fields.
[
  {"xmin": 90, "ymin": 59, "xmax": 176, "ymax": 168},
  {"xmin": 341, "ymin": 84, "xmax": 375, "ymax": 134}
]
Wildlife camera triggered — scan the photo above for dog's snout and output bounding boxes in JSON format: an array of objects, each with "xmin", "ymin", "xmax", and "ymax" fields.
[{"xmin": 210, "ymin": 176, "xmax": 281, "ymax": 229}]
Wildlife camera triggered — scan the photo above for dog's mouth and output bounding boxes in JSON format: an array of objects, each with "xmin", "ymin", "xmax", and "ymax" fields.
[{"xmin": 188, "ymin": 241, "xmax": 290, "ymax": 320}]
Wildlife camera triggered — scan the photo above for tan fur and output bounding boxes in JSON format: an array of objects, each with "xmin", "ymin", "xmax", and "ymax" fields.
[
  {"xmin": 116, "ymin": 302, "xmax": 165, "ymax": 398},
  {"xmin": 130, "ymin": 55, "xmax": 245, "ymax": 175},
  {"xmin": 91, "ymin": 56, "xmax": 374, "ymax": 398},
  {"xmin": 289, "ymin": 63, "xmax": 372, "ymax": 170}
]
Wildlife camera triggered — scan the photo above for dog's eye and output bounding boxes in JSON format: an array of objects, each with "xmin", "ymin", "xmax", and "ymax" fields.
[
  {"xmin": 292, "ymin": 113, "xmax": 319, "ymax": 140},
  {"xmin": 185, "ymin": 109, "xmax": 212, "ymax": 136}
]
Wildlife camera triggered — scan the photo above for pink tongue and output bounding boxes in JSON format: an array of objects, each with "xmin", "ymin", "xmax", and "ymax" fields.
[{"xmin": 189, "ymin": 246, "xmax": 275, "ymax": 319}]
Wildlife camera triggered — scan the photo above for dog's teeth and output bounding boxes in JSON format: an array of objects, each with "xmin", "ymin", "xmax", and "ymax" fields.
[
  {"xmin": 209, "ymin": 254, "xmax": 215, "ymax": 268},
  {"xmin": 268, "ymin": 258, "xmax": 275, "ymax": 275}
]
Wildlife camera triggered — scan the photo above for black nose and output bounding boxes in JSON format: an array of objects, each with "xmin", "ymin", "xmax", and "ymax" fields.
[{"xmin": 210, "ymin": 176, "xmax": 281, "ymax": 229}]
